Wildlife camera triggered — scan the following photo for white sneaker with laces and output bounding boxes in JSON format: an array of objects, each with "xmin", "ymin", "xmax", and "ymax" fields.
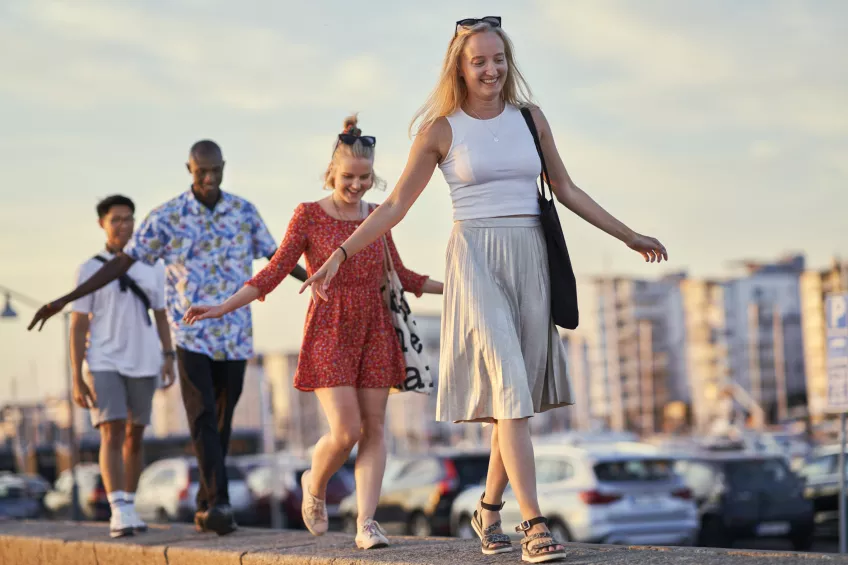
[
  {"xmin": 355, "ymin": 518, "xmax": 389, "ymax": 549},
  {"xmin": 109, "ymin": 504, "xmax": 135, "ymax": 538},
  {"xmin": 300, "ymin": 470, "xmax": 328, "ymax": 536},
  {"xmin": 125, "ymin": 505, "xmax": 148, "ymax": 533}
]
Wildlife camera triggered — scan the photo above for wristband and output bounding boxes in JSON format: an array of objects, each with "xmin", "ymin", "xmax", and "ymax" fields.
[{"xmin": 163, "ymin": 350, "xmax": 176, "ymax": 358}]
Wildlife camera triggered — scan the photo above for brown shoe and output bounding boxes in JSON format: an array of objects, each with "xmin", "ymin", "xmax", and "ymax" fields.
[{"xmin": 194, "ymin": 510, "xmax": 208, "ymax": 533}]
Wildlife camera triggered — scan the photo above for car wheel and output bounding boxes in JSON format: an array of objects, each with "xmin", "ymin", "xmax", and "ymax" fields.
[
  {"xmin": 698, "ymin": 516, "xmax": 731, "ymax": 548},
  {"xmin": 155, "ymin": 508, "xmax": 169, "ymax": 524},
  {"xmin": 456, "ymin": 514, "xmax": 476, "ymax": 539},
  {"xmin": 790, "ymin": 528, "xmax": 814, "ymax": 551},
  {"xmin": 548, "ymin": 519, "xmax": 571, "ymax": 543},
  {"xmin": 409, "ymin": 512, "xmax": 432, "ymax": 537},
  {"xmin": 342, "ymin": 514, "xmax": 357, "ymax": 535}
]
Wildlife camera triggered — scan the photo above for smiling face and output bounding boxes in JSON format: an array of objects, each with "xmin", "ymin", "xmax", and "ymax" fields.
[
  {"xmin": 187, "ymin": 149, "xmax": 225, "ymax": 200},
  {"xmin": 331, "ymin": 155, "xmax": 374, "ymax": 205},
  {"xmin": 99, "ymin": 204, "xmax": 135, "ymax": 249},
  {"xmin": 459, "ymin": 30, "xmax": 508, "ymax": 101}
]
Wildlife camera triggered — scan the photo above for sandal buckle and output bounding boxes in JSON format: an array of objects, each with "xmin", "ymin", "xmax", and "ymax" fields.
[{"xmin": 515, "ymin": 516, "xmax": 548, "ymax": 533}]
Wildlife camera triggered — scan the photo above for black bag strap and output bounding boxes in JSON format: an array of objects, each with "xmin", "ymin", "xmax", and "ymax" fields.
[
  {"xmin": 519, "ymin": 107, "xmax": 554, "ymax": 201},
  {"xmin": 93, "ymin": 255, "xmax": 153, "ymax": 325}
]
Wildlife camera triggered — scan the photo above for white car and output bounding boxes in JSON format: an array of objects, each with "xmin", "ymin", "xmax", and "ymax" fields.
[
  {"xmin": 450, "ymin": 444, "xmax": 698, "ymax": 546},
  {"xmin": 134, "ymin": 457, "xmax": 253, "ymax": 524}
]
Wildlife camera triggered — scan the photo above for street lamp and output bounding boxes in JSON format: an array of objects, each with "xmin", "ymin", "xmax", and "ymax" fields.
[
  {"xmin": 2, "ymin": 293, "xmax": 17, "ymax": 318},
  {"xmin": 0, "ymin": 285, "xmax": 82, "ymax": 521}
]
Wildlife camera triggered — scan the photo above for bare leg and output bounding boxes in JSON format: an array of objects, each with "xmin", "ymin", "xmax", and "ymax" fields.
[
  {"xmin": 497, "ymin": 418, "xmax": 564, "ymax": 554},
  {"xmin": 309, "ymin": 387, "xmax": 361, "ymax": 499},
  {"xmin": 123, "ymin": 423, "xmax": 145, "ymax": 493},
  {"xmin": 481, "ymin": 422, "xmax": 509, "ymax": 531},
  {"xmin": 354, "ymin": 388, "xmax": 390, "ymax": 526},
  {"xmin": 99, "ymin": 421, "xmax": 126, "ymax": 494}
]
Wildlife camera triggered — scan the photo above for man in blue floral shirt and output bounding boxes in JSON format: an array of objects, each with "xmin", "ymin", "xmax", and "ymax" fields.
[{"xmin": 29, "ymin": 140, "xmax": 306, "ymax": 535}]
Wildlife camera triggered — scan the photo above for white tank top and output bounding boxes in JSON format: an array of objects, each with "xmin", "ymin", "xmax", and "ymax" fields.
[{"xmin": 439, "ymin": 104, "xmax": 541, "ymax": 221}]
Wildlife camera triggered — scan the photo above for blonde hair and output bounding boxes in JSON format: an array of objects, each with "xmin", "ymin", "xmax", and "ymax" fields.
[
  {"xmin": 323, "ymin": 114, "xmax": 386, "ymax": 190},
  {"xmin": 409, "ymin": 23, "xmax": 535, "ymax": 136}
]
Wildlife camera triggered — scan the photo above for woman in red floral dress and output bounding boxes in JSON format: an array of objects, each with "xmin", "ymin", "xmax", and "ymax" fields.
[{"xmin": 183, "ymin": 116, "xmax": 443, "ymax": 549}]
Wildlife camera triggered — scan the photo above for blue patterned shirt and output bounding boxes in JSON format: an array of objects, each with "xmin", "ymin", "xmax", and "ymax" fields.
[{"xmin": 124, "ymin": 190, "xmax": 277, "ymax": 361}]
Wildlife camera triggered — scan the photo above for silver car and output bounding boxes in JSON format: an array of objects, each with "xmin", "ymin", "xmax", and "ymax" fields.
[
  {"xmin": 450, "ymin": 443, "xmax": 698, "ymax": 546},
  {"xmin": 134, "ymin": 457, "xmax": 253, "ymax": 524}
]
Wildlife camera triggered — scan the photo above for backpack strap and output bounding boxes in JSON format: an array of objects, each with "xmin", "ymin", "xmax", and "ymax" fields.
[{"xmin": 93, "ymin": 255, "xmax": 153, "ymax": 326}]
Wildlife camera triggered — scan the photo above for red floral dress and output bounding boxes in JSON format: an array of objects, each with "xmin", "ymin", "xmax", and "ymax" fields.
[{"xmin": 247, "ymin": 201, "xmax": 429, "ymax": 391}]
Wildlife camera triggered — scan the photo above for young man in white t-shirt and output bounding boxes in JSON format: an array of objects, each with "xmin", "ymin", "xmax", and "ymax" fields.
[{"xmin": 70, "ymin": 195, "xmax": 176, "ymax": 538}]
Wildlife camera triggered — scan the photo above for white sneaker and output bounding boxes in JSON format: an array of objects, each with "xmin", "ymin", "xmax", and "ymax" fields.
[
  {"xmin": 109, "ymin": 504, "xmax": 135, "ymax": 538},
  {"xmin": 125, "ymin": 505, "xmax": 148, "ymax": 533},
  {"xmin": 300, "ymin": 470, "xmax": 328, "ymax": 536},
  {"xmin": 355, "ymin": 519, "xmax": 389, "ymax": 549}
]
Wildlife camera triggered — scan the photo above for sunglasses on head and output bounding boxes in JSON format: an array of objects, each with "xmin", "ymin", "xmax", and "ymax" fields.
[
  {"xmin": 455, "ymin": 16, "xmax": 501, "ymax": 36},
  {"xmin": 337, "ymin": 133, "xmax": 376, "ymax": 147}
]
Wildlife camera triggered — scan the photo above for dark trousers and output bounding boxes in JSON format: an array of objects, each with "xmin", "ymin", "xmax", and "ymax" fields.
[{"xmin": 177, "ymin": 347, "xmax": 246, "ymax": 511}]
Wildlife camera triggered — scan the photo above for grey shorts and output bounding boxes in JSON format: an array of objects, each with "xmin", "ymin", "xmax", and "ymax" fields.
[{"xmin": 88, "ymin": 371, "xmax": 157, "ymax": 427}]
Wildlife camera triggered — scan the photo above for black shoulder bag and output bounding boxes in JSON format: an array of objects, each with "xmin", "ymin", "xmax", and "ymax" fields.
[
  {"xmin": 519, "ymin": 107, "xmax": 579, "ymax": 330},
  {"xmin": 92, "ymin": 255, "xmax": 153, "ymax": 326}
]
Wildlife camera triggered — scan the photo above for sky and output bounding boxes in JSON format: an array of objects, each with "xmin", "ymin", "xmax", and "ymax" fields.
[{"xmin": 1, "ymin": 0, "xmax": 846, "ymax": 402}]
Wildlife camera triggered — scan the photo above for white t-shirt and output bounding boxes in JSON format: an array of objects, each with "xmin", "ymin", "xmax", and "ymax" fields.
[{"xmin": 72, "ymin": 251, "xmax": 166, "ymax": 377}]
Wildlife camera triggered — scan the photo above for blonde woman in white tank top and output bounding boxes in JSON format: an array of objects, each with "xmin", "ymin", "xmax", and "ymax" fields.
[{"xmin": 303, "ymin": 16, "xmax": 668, "ymax": 563}]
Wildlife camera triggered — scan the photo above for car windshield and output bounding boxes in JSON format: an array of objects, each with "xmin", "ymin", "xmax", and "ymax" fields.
[
  {"xmin": 594, "ymin": 458, "xmax": 675, "ymax": 481},
  {"xmin": 723, "ymin": 458, "xmax": 791, "ymax": 486},
  {"xmin": 453, "ymin": 456, "xmax": 490, "ymax": 487},
  {"xmin": 0, "ymin": 480, "xmax": 25, "ymax": 499}
]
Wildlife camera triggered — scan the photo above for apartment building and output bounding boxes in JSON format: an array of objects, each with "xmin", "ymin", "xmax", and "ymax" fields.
[{"xmin": 800, "ymin": 257, "xmax": 848, "ymax": 423}]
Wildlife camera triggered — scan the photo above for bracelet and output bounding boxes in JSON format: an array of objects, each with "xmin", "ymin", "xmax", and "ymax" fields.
[
  {"xmin": 163, "ymin": 350, "xmax": 176, "ymax": 358},
  {"xmin": 338, "ymin": 245, "xmax": 348, "ymax": 262}
]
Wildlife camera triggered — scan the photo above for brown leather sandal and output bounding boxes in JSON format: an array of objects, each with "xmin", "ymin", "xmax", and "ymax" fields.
[
  {"xmin": 516, "ymin": 517, "xmax": 567, "ymax": 563},
  {"xmin": 471, "ymin": 492, "xmax": 513, "ymax": 555}
]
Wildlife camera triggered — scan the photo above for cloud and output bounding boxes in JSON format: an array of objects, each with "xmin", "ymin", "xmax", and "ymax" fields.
[
  {"xmin": 537, "ymin": 0, "xmax": 848, "ymax": 137},
  {"xmin": 748, "ymin": 140, "xmax": 782, "ymax": 161},
  {"xmin": 1, "ymin": 1, "xmax": 398, "ymax": 112}
]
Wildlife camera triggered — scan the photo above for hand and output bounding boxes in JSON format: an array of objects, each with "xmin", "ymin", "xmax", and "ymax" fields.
[
  {"xmin": 72, "ymin": 378, "xmax": 97, "ymax": 409},
  {"xmin": 161, "ymin": 358, "xmax": 176, "ymax": 389},
  {"xmin": 27, "ymin": 299, "xmax": 67, "ymax": 331},
  {"xmin": 627, "ymin": 233, "xmax": 668, "ymax": 263},
  {"xmin": 182, "ymin": 304, "xmax": 224, "ymax": 325},
  {"xmin": 299, "ymin": 250, "xmax": 344, "ymax": 302}
]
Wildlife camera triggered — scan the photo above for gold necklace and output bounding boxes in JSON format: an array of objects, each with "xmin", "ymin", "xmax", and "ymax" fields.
[
  {"xmin": 467, "ymin": 101, "xmax": 505, "ymax": 142},
  {"xmin": 331, "ymin": 193, "xmax": 361, "ymax": 221}
]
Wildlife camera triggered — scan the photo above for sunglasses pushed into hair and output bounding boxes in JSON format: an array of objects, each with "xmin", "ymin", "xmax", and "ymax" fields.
[
  {"xmin": 338, "ymin": 133, "xmax": 376, "ymax": 147},
  {"xmin": 455, "ymin": 16, "xmax": 501, "ymax": 36}
]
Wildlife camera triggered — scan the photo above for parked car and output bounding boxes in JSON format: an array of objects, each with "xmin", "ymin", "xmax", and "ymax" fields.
[
  {"xmin": 798, "ymin": 444, "xmax": 847, "ymax": 537},
  {"xmin": 0, "ymin": 471, "xmax": 50, "ymax": 505},
  {"xmin": 16, "ymin": 473, "xmax": 51, "ymax": 506},
  {"xmin": 43, "ymin": 464, "xmax": 109, "ymax": 521},
  {"xmin": 674, "ymin": 452, "xmax": 814, "ymax": 549},
  {"xmin": 0, "ymin": 471, "xmax": 50, "ymax": 513},
  {"xmin": 243, "ymin": 458, "xmax": 351, "ymax": 530},
  {"xmin": 340, "ymin": 449, "xmax": 490, "ymax": 537},
  {"xmin": 0, "ymin": 474, "xmax": 42, "ymax": 520},
  {"xmin": 134, "ymin": 457, "xmax": 254, "ymax": 525},
  {"xmin": 450, "ymin": 444, "xmax": 697, "ymax": 546}
]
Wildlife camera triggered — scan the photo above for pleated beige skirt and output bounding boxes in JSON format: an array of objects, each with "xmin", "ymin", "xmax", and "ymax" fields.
[{"xmin": 436, "ymin": 216, "xmax": 574, "ymax": 424}]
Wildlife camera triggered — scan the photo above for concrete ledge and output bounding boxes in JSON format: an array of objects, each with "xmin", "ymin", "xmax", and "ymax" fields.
[{"xmin": 1, "ymin": 520, "xmax": 847, "ymax": 565}]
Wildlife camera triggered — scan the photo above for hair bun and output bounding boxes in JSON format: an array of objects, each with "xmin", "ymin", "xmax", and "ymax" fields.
[{"xmin": 342, "ymin": 114, "xmax": 361, "ymax": 136}]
